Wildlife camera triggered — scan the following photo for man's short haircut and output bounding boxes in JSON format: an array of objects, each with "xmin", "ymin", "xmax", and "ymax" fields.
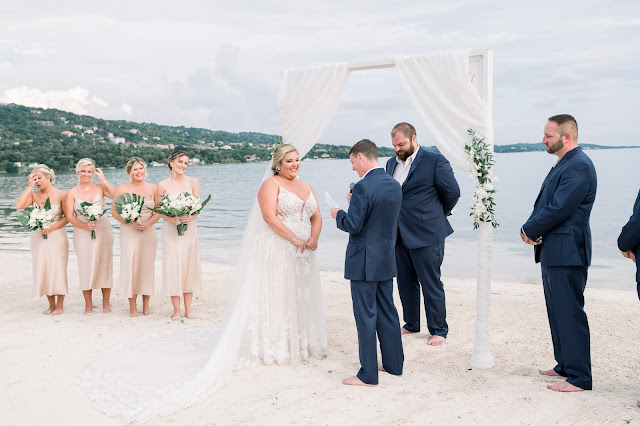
[
  {"xmin": 391, "ymin": 122, "xmax": 416, "ymax": 140},
  {"xmin": 548, "ymin": 114, "xmax": 578, "ymax": 140},
  {"xmin": 349, "ymin": 139, "xmax": 378, "ymax": 161}
]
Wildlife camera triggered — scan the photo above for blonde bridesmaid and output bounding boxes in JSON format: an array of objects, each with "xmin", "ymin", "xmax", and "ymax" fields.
[
  {"xmin": 112, "ymin": 157, "xmax": 160, "ymax": 317},
  {"xmin": 156, "ymin": 150, "xmax": 202, "ymax": 320},
  {"xmin": 64, "ymin": 158, "xmax": 116, "ymax": 314},
  {"xmin": 16, "ymin": 165, "xmax": 69, "ymax": 315}
]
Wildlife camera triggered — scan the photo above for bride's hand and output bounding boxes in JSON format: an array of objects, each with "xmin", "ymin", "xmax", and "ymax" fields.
[
  {"xmin": 305, "ymin": 236, "xmax": 318, "ymax": 251},
  {"xmin": 293, "ymin": 237, "xmax": 306, "ymax": 252}
]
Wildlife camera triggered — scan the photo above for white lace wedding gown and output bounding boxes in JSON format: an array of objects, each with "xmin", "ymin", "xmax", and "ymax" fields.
[{"xmin": 80, "ymin": 185, "xmax": 327, "ymax": 423}]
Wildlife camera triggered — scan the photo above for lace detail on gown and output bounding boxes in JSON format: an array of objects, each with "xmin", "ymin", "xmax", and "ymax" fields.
[{"xmin": 80, "ymin": 182, "xmax": 327, "ymax": 424}]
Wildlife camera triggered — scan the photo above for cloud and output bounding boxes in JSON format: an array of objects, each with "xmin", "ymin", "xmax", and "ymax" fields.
[{"xmin": 0, "ymin": 86, "xmax": 118, "ymax": 117}]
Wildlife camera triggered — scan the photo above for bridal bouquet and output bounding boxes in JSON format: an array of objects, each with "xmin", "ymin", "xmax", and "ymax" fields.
[
  {"xmin": 114, "ymin": 193, "xmax": 145, "ymax": 224},
  {"xmin": 17, "ymin": 197, "xmax": 56, "ymax": 239},
  {"xmin": 148, "ymin": 192, "xmax": 211, "ymax": 236},
  {"xmin": 76, "ymin": 201, "xmax": 107, "ymax": 239}
]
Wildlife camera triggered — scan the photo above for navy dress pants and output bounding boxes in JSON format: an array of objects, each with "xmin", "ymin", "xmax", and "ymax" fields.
[
  {"xmin": 350, "ymin": 279, "xmax": 404, "ymax": 385},
  {"xmin": 541, "ymin": 265, "xmax": 592, "ymax": 390},
  {"xmin": 395, "ymin": 236, "xmax": 448, "ymax": 337}
]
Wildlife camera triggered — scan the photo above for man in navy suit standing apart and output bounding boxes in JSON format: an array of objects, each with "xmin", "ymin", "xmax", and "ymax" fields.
[
  {"xmin": 521, "ymin": 114, "xmax": 597, "ymax": 392},
  {"xmin": 331, "ymin": 139, "xmax": 404, "ymax": 387},
  {"xmin": 617, "ymin": 185, "xmax": 640, "ymax": 406},
  {"xmin": 386, "ymin": 123, "xmax": 460, "ymax": 346}
]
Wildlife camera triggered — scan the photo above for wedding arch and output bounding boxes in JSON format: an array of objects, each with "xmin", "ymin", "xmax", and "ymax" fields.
[{"xmin": 271, "ymin": 49, "xmax": 495, "ymax": 368}]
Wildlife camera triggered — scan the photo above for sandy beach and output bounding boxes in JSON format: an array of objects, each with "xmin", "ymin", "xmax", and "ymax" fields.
[{"xmin": 2, "ymin": 249, "xmax": 640, "ymax": 425}]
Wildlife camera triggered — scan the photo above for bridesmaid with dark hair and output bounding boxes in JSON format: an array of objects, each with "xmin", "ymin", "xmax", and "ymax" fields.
[
  {"xmin": 156, "ymin": 151, "xmax": 202, "ymax": 320},
  {"xmin": 16, "ymin": 164, "xmax": 69, "ymax": 315},
  {"xmin": 112, "ymin": 157, "xmax": 160, "ymax": 317}
]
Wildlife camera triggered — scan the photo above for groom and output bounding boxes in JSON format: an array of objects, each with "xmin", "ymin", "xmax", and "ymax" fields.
[{"xmin": 330, "ymin": 139, "xmax": 404, "ymax": 387}]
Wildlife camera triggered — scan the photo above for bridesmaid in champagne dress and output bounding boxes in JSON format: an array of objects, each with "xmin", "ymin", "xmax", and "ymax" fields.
[
  {"xmin": 156, "ymin": 150, "xmax": 202, "ymax": 320},
  {"xmin": 15, "ymin": 164, "xmax": 69, "ymax": 315},
  {"xmin": 64, "ymin": 158, "xmax": 116, "ymax": 314},
  {"xmin": 111, "ymin": 157, "xmax": 160, "ymax": 317}
]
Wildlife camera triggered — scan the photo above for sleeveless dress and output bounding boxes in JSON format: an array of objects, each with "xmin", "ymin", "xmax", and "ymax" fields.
[
  {"xmin": 117, "ymin": 192, "xmax": 157, "ymax": 298},
  {"xmin": 81, "ymin": 179, "xmax": 327, "ymax": 423},
  {"xmin": 161, "ymin": 183, "xmax": 202, "ymax": 296},
  {"xmin": 73, "ymin": 192, "xmax": 114, "ymax": 290},
  {"xmin": 30, "ymin": 202, "xmax": 69, "ymax": 297}
]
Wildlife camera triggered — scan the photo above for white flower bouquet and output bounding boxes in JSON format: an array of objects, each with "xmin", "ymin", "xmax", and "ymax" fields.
[
  {"xmin": 114, "ymin": 193, "xmax": 145, "ymax": 224},
  {"xmin": 17, "ymin": 197, "xmax": 56, "ymax": 239},
  {"xmin": 76, "ymin": 201, "xmax": 108, "ymax": 239},
  {"xmin": 148, "ymin": 192, "xmax": 211, "ymax": 236}
]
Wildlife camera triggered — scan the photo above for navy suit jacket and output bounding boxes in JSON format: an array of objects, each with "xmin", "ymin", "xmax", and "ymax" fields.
[
  {"xmin": 336, "ymin": 168, "xmax": 402, "ymax": 282},
  {"xmin": 617, "ymin": 188, "xmax": 640, "ymax": 282},
  {"xmin": 522, "ymin": 147, "xmax": 597, "ymax": 267},
  {"xmin": 385, "ymin": 147, "xmax": 460, "ymax": 249}
]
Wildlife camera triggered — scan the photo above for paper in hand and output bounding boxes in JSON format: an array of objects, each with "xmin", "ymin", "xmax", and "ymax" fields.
[
  {"xmin": 324, "ymin": 192, "xmax": 339, "ymax": 209},
  {"xmin": 295, "ymin": 247, "xmax": 310, "ymax": 258}
]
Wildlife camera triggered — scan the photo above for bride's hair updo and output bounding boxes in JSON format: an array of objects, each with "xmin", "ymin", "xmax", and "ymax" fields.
[
  {"xmin": 31, "ymin": 164, "xmax": 56, "ymax": 185},
  {"xmin": 271, "ymin": 144, "xmax": 298, "ymax": 175}
]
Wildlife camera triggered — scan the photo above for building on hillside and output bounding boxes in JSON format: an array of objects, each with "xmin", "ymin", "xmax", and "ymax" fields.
[
  {"xmin": 130, "ymin": 129, "xmax": 139, "ymax": 134},
  {"xmin": 113, "ymin": 137, "xmax": 125, "ymax": 144},
  {"xmin": 36, "ymin": 121, "xmax": 54, "ymax": 126},
  {"xmin": 124, "ymin": 141, "xmax": 137, "ymax": 147},
  {"xmin": 221, "ymin": 145, "xmax": 232, "ymax": 150},
  {"xmin": 73, "ymin": 124, "xmax": 83, "ymax": 129},
  {"xmin": 61, "ymin": 131, "xmax": 74, "ymax": 137},
  {"xmin": 84, "ymin": 129, "xmax": 94, "ymax": 134},
  {"xmin": 244, "ymin": 155, "xmax": 261, "ymax": 161}
]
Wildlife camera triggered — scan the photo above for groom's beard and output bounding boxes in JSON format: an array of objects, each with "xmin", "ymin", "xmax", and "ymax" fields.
[{"xmin": 397, "ymin": 144, "xmax": 416, "ymax": 161}]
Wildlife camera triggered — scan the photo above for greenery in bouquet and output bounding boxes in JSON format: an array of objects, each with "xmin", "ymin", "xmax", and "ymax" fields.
[
  {"xmin": 114, "ymin": 193, "xmax": 145, "ymax": 224},
  {"xmin": 148, "ymin": 192, "xmax": 212, "ymax": 236},
  {"xmin": 17, "ymin": 197, "xmax": 56, "ymax": 239},
  {"xmin": 75, "ymin": 201, "xmax": 108, "ymax": 239}
]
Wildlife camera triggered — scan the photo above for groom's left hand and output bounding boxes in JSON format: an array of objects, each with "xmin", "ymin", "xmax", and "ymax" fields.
[{"xmin": 330, "ymin": 208, "xmax": 340, "ymax": 219}]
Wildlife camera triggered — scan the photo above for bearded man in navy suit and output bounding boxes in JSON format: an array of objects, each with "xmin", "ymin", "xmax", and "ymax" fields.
[
  {"xmin": 331, "ymin": 139, "xmax": 404, "ymax": 387},
  {"xmin": 521, "ymin": 114, "xmax": 597, "ymax": 392},
  {"xmin": 386, "ymin": 122, "xmax": 460, "ymax": 346}
]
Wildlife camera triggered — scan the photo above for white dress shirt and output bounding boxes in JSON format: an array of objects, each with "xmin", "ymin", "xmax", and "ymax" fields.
[{"xmin": 392, "ymin": 146, "xmax": 420, "ymax": 185}]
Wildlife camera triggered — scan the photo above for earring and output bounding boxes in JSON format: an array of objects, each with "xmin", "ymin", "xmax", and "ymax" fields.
[{"xmin": 276, "ymin": 167, "xmax": 280, "ymax": 173}]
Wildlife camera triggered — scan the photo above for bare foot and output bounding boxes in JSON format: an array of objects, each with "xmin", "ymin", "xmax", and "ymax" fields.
[
  {"xmin": 378, "ymin": 365, "xmax": 386, "ymax": 372},
  {"xmin": 84, "ymin": 306, "xmax": 93, "ymax": 314},
  {"xmin": 103, "ymin": 305, "xmax": 112, "ymax": 314},
  {"xmin": 547, "ymin": 381, "xmax": 585, "ymax": 392},
  {"xmin": 427, "ymin": 335, "xmax": 446, "ymax": 346},
  {"xmin": 171, "ymin": 313, "xmax": 181, "ymax": 321},
  {"xmin": 401, "ymin": 327, "xmax": 416, "ymax": 335},
  {"xmin": 637, "ymin": 400, "xmax": 640, "ymax": 408},
  {"xmin": 51, "ymin": 308, "xmax": 63, "ymax": 315},
  {"xmin": 342, "ymin": 376, "xmax": 376, "ymax": 387},
  {"xmin": 130, "ymin": 311, "xmax": 139, "ymax": 317},
  {"xmin": 43, "ymin": 308, "xmax": 54, "ymax": 315},
  {"xmin": 539, "ymin": 368, "xmax": 561, "ymax": 377},
  {"xmin": 185, "ymin": 313, "xmax": 196, "ymax": 319},
  {"xmin": 143, "ymin": 310, "xmax": 151, "ymax": 316}
]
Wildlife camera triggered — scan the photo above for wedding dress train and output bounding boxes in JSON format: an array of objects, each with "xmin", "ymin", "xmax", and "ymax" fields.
[{"xmin": 80, "ymin": 183, "xmax": 327, "ymax": 423}]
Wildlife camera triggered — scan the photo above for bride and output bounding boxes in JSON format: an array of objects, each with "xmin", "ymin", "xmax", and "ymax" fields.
[{"xmin": 81, "ymin": 144, "xmax": 327, "ymax": 422}]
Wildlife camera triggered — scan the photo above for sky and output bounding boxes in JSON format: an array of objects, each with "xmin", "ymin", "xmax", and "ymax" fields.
[{"xmin": 1, "ymin": 0, "xmax": 639, "ymax": 148}]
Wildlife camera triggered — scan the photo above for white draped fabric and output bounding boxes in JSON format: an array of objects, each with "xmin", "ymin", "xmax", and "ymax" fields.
[{"xmin": 395, "ymin": 50, "xmax": 495, "ymax": 369}]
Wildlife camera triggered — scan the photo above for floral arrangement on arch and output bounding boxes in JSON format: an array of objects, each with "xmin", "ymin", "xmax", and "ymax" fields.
[{"xmin": 464, "ymin": 128, "xmax": 499, "ymax": 229}]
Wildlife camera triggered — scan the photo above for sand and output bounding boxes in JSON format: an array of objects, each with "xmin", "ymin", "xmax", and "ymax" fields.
[{"xmin": 2, "ymin": 250, "xmax": 640, "ymax": 425}]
